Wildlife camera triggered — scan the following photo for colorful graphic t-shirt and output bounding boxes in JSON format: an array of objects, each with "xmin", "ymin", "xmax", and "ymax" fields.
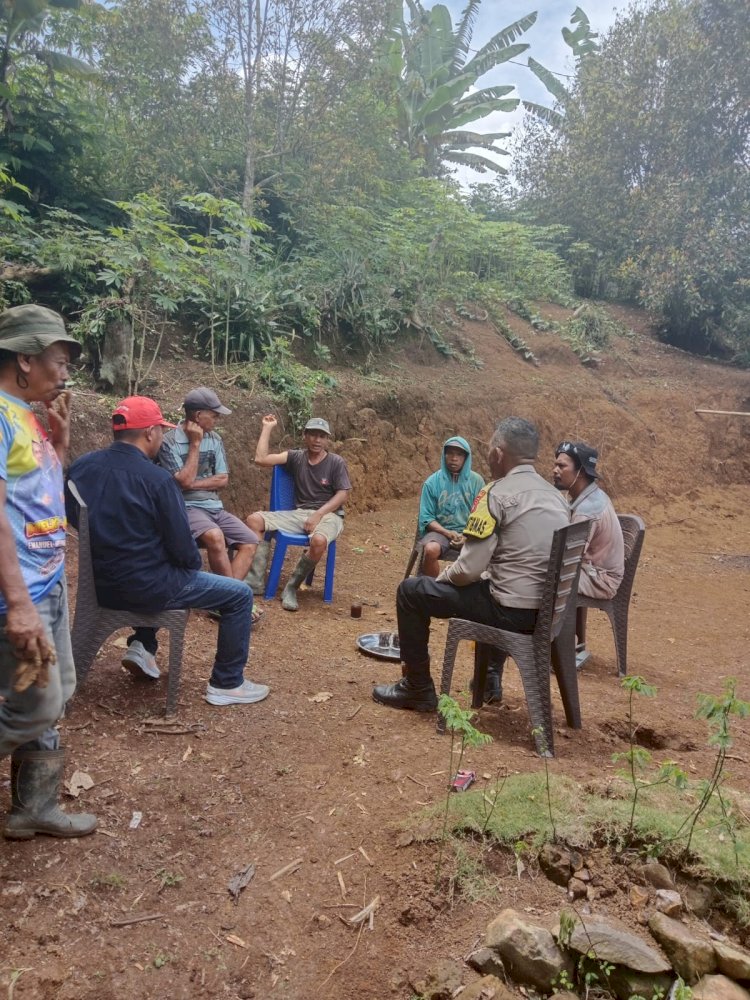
[{"xmin": 0, "ymin": 390, "xmax": 66, "ymax": 611}]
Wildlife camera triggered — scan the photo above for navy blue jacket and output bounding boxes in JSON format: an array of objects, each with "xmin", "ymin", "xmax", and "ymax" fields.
[{"xmin": 67, "ymin": 441, "xmax": 201, "ymax": 611}]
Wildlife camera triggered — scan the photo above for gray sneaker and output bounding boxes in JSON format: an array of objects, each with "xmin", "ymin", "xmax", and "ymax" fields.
[
  {"xmin": 122, "ymin": 641, "xmax": 160, "ymax": 680},
  {"xmin": 204, "ymin": 679, "xmax": 270, "ymax": 706}
]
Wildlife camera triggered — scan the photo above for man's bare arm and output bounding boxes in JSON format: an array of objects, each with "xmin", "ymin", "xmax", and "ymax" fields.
[
  {"xmin": 437, "ymin": 533, "xmax": 498, "ymax": 586},
  {"xmin": 302, "ymin": 489, "xmax": 350, "ymax": 534},
  {"xmin": 255, "ymin": 414, "xmax": 288, "ymax": 467},
  {"xmin": 425, "ymin": 519, "xmax": 463, "ymax": 543},
  {"xmin": 0, "ymin": 483, "xmax": 54, "ymax": 668}
]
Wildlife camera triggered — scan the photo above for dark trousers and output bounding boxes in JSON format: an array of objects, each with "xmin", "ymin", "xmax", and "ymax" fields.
[{"xmin": 397, "ymin": 577, "xmax": 537, "ymax": 669}]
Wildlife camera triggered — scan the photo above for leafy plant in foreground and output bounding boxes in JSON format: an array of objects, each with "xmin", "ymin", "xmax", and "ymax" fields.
[
  {"xmin": 612, "ymin": 675, "xmax": 687, "ymax": 844},
  {"xmin": 532, "ymin": 725, "xmax": 557, "ymax": 841},
  {"xmin": 435, "ymin": 694, "xmax": 491, "ymax": 886},
  {"xmin": 672, "ymin": 679, "xmax": 750, "ymax": 861}
]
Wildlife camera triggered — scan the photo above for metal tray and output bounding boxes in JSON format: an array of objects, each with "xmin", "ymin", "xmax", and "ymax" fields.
[{"xmin": 356, "ymin": 631, "xmax": 401, "ymax": 662}]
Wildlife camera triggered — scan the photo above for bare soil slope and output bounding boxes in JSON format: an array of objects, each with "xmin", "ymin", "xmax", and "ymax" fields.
[{"xmin": 1, "ymin": 305, "xmax": 749, "ymax": 1000}]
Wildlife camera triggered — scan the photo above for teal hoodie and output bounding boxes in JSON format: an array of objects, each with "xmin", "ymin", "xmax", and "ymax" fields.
[{"xmin": 418, "ymin": 436, "xmax": 485, "ymax": 536}]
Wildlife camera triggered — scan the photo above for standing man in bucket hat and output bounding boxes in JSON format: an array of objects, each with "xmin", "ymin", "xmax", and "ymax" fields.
[
  {"xmin": 245, "ymin": 414, "xmax": 351, "ymax": 611},
  {"xmin": 0, "ymin": 303, "xmax": 96, "ymax": 839}
]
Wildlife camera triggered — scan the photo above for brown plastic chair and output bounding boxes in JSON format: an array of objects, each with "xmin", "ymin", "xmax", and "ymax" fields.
[
  {"xmin": 67, "ymin": 481, "xmax": 189, "ymax": 717},
  {"xmin": 559, "ymin": 514, "xmax": 645, "ymax": 678},
  {"xmin": 403, "ymin": 526, "xmax": 461, "ymax": 579},
  {"xmin": 436, "ymin": 520, "xmax": 590, "ymax": 757}
]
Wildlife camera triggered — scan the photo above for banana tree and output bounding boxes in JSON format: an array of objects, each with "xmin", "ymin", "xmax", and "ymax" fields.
[
  {"xmin": 384, "ymin": 0, "xmax": 538, "ymax": 174},
  {"xmin": 1, "ymin": 0, "xmax": 95, "ymax": 126},
  {"xmin": 523, "ymin": 7, "xmax": 598, "ymax": 126}
]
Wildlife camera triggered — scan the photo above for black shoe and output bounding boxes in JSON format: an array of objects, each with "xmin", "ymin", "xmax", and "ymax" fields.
[
  {"xmin": 372, "ymin": 677, "xmax": 438, "ymax": 713},
  {"xmin": 470, "ymin": 668, "xmax": 503, "ymax": 705}
]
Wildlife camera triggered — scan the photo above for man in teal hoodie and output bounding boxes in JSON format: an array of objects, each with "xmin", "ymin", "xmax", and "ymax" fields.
[{"xmin": 417, "ymin": 437, "xmax": 484, "ymax": 578}]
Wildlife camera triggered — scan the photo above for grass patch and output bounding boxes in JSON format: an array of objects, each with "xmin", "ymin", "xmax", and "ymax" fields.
[{"xmin": 409, "ymin": 772, "xmax": 750, "ymax": 908}]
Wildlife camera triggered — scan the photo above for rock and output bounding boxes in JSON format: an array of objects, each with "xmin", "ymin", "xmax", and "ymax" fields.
[
  {"xmin": 655, "ymin": 890, "xmax": 683, "ymax": 917},
  {"xmin": 468, "ymin": 948, "xmax": 506, "ymax": 979},
  {"xmin": 410, "ymin": 959, "xmax": 463, "ymax": 1000},
  {"xmin": 567, "ymin": 914, "xmax": 671, "ymax": 973},
  {"xmin": 684, "ymin": 883, "xmax": 716, "ymax": 918},
  {"xmin": 630, "ymin": 885, "xmax": 650, "ymax": 908},
  {"xmin": 608, "ymin": 965, "xmax": 673, "ymax": 1000},
  {"xmin": 649, "ymin": 912, "xmax": 716, "ymax": 983},
  {"xmin": 638, "ymin": 862, "xmax": 675, "ymax": 890},
  {"xmin": 714, "ymin": 941, "xmax": 750, "ymax": 982},
  {"xmin": 568, "ymin": 878, "xmax": 588, "ymax": 900},
  {"xmin": 693, "ymin": 975, "xmax": 750, "ymax": 1000},
  {"xmin": 540, "ymin": 844, "xmax": 573, "ymax": 887},
  {"xmin": 486, "ymin": 908, "xmax": 574, "ymax": 992},
  {"xmin": 460, "ymin": 976, "xmax": 514, "ymax": 1000}
]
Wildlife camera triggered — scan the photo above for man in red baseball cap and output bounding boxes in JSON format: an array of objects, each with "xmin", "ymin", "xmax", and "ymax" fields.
[{"xmin": 66, "ymin": 396, "xmax": 269, "ymax": 706}]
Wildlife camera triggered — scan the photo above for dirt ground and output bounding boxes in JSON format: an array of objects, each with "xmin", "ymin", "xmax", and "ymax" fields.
[{"xmin": 1, "ymin": 305, "xmax": 749, "ymax": 999}]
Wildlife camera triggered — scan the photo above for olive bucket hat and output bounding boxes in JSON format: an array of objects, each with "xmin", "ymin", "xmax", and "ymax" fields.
[{"xmin": 0, "ymin": 304, "xmax": 82, "ymax": 360}]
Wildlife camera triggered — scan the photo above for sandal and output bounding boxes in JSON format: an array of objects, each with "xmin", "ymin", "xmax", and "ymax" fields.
[{"xmin": 251, "ymin": 606, "xmax": 265, "ymax": 625}]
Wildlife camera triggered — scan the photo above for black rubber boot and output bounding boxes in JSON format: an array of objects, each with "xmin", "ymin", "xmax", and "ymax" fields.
[
  {"xmin": 372, "ymin": 661, "xmax": 437, "ymax": 712},
  {"xmin": 245, "ymin": 540, "xmax": 270, "ymax": 596},
  {"xmin": 471, "ymin": 662, "xmax": 504, "ymax": 704},
  {"xmin": 4, "ymin": 749, "xmax": 97, "ymax": 840},
  {"xmin": 281, "ymin": 555, "xmax": 316, "ymax": 612}
]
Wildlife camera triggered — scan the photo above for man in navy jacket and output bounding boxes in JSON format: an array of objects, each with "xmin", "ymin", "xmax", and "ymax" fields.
[{"xmin": 67, "ymin": 396, "xmax": 269, "ymax": 707}]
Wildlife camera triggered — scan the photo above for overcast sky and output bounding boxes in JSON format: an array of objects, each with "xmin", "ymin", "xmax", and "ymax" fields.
[{"xmin": 439, "ymin": 0, "xmax": 624, "ymax": 182}]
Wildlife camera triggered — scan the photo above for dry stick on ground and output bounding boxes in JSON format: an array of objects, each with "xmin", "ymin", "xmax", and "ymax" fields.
[
  {"xmin": 358, "ymin": 846, "xmax": 374, "ymax": 866},
  {"xmin": 110, "ymin": 913, "xmax": 164, "ymax": 928},
  {"xmin": 695, "ymin": 409, "xmax": 750, "ymax": 417},
  {"xmin": 268, "ymin": 857, "xmax": 304, "ymax": 882},
  {"xmin": 318, "ymin": 881, "xmax": 370, "ymax": 991},
  {"xmin": 347, "ymin": 895, "xmax": 380, "ymax": 926}
]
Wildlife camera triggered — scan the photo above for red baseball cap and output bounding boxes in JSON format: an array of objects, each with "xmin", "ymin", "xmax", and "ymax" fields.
[{"xmin": 111, "ymin": 396, "xmax": 176, "ymax": 430}]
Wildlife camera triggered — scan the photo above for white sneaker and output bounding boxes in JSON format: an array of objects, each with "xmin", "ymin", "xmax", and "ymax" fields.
[
  {"xmin": 122, "ymin": 641, "xmax": 160, "ymax": 680},
  {"xmin": 204, "ymin": 679, "xmax": 270, "ymax": 706}
]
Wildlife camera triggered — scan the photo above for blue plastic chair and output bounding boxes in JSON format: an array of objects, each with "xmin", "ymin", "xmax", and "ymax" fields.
[{"xmin": 263, "ymin": 464, "xmax": 337, "ymax": 603}]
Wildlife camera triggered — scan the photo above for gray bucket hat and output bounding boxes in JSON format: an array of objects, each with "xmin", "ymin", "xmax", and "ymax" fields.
[
  {"xmin": 304, "ymin": 417, "xmax": 331, "ymax": 435},
  {"xmin": 0, "ymin": 304, "xmax": 82, "ymax": 360}
]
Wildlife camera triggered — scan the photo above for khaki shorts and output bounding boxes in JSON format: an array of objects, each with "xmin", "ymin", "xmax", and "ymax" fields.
[{"xmin": 261, "ymin": 509, "xmax": 344, "ymax": 546}]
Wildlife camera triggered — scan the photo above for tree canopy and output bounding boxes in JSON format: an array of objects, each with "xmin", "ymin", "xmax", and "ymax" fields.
[
  {"xmin": 518, "ymin": 0, "xmax": 750, "ymax": 356},
  {"xmin": 0, "ymin": 0, "xmax": 747, "ymax": 378}
]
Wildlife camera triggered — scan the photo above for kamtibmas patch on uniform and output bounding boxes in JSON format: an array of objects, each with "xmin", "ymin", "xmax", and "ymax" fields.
[{"xmin": 464, "ymin": 487, "xmax": 496, "ymax": 539}]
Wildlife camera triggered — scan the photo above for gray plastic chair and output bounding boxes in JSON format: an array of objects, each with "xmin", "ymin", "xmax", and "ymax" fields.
[
  {"xmin": 67, "ymin": 481, "xmax": 189, "ymax": 717},
  {"xmin": 558, "ymin": 514, "xmax": 646, "ymax": 678},
  {"xmin": 437, "ymin": 520, "xmax": 590, "ymax": 757}
]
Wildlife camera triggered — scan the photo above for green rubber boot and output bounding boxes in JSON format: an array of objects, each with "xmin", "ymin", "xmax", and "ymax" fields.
[
  {"xmin": 3, "ymin": 749, "xmax": 97, "ymax": 840},
  {"xmin": 281, "ymin": 555, "xmax": 317, "ymax": 612},
  {"xmin": 244, "ymin": 540, "xmax": 270, "ymax": 596}
]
